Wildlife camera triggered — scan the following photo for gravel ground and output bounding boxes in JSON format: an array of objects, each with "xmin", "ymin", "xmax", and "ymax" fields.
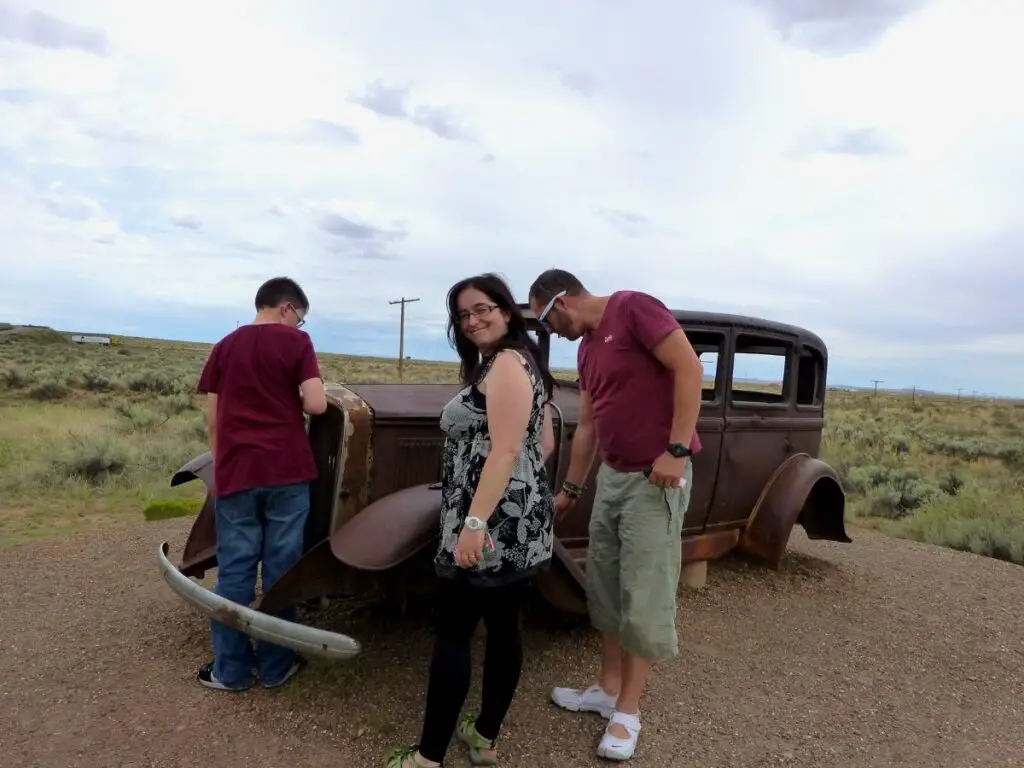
[{"xmin": 1, "ymin": 518, "xmax": 1022, "ymax": 768}]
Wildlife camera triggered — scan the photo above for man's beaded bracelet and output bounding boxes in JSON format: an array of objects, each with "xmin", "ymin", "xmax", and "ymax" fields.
[{"xmin": 561, "ymin": 480, "xmax": 585, "ymax": 498}]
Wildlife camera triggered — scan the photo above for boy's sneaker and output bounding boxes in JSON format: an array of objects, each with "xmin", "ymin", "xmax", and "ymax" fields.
[
  {"xmin": 261, "ymin": 655, "xmax": 308, "ymax": 689},
  {"xmin": 196, "ymin": 661, "xmax": 250, "ymax": 691},
  {"xmin": 551, "ymin": 683, "xmax": 618, "ymax": 719}
]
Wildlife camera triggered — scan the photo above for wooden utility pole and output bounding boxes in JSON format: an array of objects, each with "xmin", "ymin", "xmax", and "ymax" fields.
[
  {"xmin": 871, "ymin": 379, "xmax": 883, "ymax": 396},
  {"xmin": 389, "ymin": 297, "xmax": 420, "ymax": 382}
]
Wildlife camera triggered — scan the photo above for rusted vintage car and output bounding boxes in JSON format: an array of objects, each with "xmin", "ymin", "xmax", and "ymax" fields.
[{"xmin": 158, "ymin": 307, "xmax": 850, "ymax": 660}]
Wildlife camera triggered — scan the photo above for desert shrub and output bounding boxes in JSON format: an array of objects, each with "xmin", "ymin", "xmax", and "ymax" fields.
[
  {"xmin": 78, "ymin": 370, "xmax": 118, "ymax": 392},
  {"xmin": 886, "ymin": 432, "xmax": 912, "ymax": 454},
  {"xmin": 126, "ymin": 370, "xmax": 183, "ymax": 396},
  {"xmin": 924, "ymin": 434, "xmax": 1024, "ymax": 471},
  {"xmin": 844, "ymin": 465, "xmax": 943, "ymax": 519},
  {"xmin": 890, "ymin": 481, "xmax": 1024, "ymax": 565},
  {"xmin": 0, "ymin": 367, "xmax": 30, "ymax": 389},
  {"xmin": 159, "ymin": 392, "xmax": 197, "ymax": 415},
  {"xmin": 115, "ymin": 403, "xmax": 168, "ymax": 431},
  {"xmin": 938, "ymin": 470, "xmax": 964, "ymax": 496},
  {"xmin": 54, "ymin": 435, "xmax": 131, "ymax": 484},
  {"xmin": 27, "ymin": 380, "xmax": 70, "ymax": 401},
  {"xmin": 177, "ymin": 412, "xmax": 209, "ymax": 443}
]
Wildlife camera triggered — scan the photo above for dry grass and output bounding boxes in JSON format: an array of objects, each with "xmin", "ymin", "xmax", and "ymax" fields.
[{"xmin": 1, "ymin": 326, "xmax": 1022, "ymax": 565}]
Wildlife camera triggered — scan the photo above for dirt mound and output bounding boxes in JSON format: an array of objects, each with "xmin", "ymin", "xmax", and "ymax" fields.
[{"xmin": 0, "ymin": 325, "xmax": 68, "ymax": 344}]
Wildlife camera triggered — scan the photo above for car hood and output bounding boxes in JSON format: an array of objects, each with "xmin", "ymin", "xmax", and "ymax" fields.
[{"xmin": 329, "ymin": 381, "xmax": 581, "ymax": 422}]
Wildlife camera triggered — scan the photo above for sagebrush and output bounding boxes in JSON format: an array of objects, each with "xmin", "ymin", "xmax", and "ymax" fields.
[{"xmin": 1, "ymin": 327, "xmax": 1021, "ymax": 565}]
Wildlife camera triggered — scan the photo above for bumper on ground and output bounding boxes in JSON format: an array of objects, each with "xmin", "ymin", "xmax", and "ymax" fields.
[{"xmin": 158, "ymin": 542, "xmax": 362, "ymax": 662}]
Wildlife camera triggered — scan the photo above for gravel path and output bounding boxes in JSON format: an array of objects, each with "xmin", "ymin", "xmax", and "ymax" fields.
[{"xmin": 1, "ymin": 518, "xmax": 1021, "ymax": 768}]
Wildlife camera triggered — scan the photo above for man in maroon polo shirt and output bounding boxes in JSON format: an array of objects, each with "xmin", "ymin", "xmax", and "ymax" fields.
[
  {"xmin": 528, "ymin": 269, "xmax": 703, "ymax": 761},
  {"xmin": 194, "ymin": 276, "xmax": 327, "ymax": 692}
]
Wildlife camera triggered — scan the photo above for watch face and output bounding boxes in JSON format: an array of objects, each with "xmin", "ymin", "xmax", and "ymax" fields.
[{"xmin": 668, "ymin": 443, "xmax": 691, "ymax": 457}]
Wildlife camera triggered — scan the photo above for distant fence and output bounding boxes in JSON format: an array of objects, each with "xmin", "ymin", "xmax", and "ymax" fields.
[{"xmin": 827, "ymin": 386, "xmax": 1022, "ymax": 405}]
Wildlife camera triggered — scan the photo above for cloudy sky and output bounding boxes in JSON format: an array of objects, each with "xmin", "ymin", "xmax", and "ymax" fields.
[{"xmin": 1, "ymin": 0, "xmax": 1021, "ymax": 396}]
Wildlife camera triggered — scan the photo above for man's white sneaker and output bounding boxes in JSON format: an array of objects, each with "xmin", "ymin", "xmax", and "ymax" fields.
[
  {"xmin": 596, "ymin": 711, "xmax": 641, "ymax": 761},
  {"xmin": 550, "ymin": 683, "xmax": 618, "ymax": 719}
]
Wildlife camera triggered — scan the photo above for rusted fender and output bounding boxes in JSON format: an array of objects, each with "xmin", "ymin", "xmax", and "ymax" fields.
[
  {"xmin": 171, "ymin": 451, "xmax": 214, "ymax": 490},
  {"xmin": 165, "ymin": 452, "xmax": 218, "ymax": 577},
  {"xmin": 739, "ymin": 452, "xmax": 851, "ymax": 568},
  {"xmin": 331, "ymin": 482, "xmax": 441, "ymax": 570},
  {"xmin": 158, "ymin": 542, "xmax": 361, "ymax": 661}
]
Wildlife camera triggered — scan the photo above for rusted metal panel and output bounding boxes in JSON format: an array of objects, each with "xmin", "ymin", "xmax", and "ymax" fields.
[
  {"xmin": 256, "ymin": 539, "xmax": 357, "ymax": 614},
  {"xmin": 179, "ymin": 494, "xmax": 216, "ymax": 578},
  {"xmin": 170, "ymin": 451, "xmax": 213, "ymax": 490},
  {"xmin": 343, "ymin": 383, "xmax": 461, "ymax": 420},
  {"xmin": 329, "ymin": 482, "xmax": 441, "ymax": 571},
  {"xmin": 367, "ymin": 426, "xmax": 445, "ymax": 501},
  {"xmin": 328, "ymin": 386, "xmax": 374, "ymax": 532}
]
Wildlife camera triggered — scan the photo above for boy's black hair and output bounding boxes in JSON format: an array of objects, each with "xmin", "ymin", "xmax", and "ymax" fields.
[{"xmin": 255, "ymin": 277, "xmax": 309, "ymax": 312}]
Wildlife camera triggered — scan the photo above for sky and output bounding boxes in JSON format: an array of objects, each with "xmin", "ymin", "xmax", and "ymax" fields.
[{"xmin": 0, "ymin": 0, "xmax": 1021, "ymax": 397}]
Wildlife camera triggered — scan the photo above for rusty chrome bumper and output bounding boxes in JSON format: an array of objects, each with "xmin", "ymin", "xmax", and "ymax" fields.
[{"xmin": 158, "ymin": 542, "xmax": 362, "ymax": 661}]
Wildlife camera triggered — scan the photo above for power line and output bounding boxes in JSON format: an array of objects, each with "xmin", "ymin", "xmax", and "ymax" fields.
[{"xmin": 388, "ymin": 297, "xmax": 420, "ymax": 382}]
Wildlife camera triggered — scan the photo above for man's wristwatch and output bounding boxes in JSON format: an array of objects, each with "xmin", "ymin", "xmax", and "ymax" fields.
[
  {"xmin": 464, "ymin": 516, "xmax": 487, "ymax": 531},
  {"xmin": 666, "ymin": 442, "xmax": 692, "ymax": 458}
]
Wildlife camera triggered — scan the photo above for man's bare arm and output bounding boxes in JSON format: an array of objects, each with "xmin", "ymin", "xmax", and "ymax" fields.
[
  {"xmin": 563, "ymin": 388, "xmax": 598, "ymax": 487},
  {"xmin": 205, "ymin": 393, "xmax": 218, "ymax": 456},
  {"xmin": 650, "ymin": 328, "xmax": 702, "ymax": 447}
]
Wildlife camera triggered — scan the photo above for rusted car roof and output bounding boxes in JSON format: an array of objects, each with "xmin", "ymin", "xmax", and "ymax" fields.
[{"xmin": 518, "ymin": 304, "xmax": 828, "ymax": 354}]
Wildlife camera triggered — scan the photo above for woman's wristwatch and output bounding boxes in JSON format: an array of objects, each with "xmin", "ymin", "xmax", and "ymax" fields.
[{"xmin": 464, "ymin": 515, "xmax": 487, "ymax": 531}]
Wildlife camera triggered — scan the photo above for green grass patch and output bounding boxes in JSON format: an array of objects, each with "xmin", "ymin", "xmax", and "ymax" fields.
[{"xmin": 143, "ymin": 498, "xmax": 201, "ymax": 522}]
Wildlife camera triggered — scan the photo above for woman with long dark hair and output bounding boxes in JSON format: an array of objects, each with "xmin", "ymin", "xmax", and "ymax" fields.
[{"xmin": 388, "ymin": 273, "xmax": 557, "ymax": 767}]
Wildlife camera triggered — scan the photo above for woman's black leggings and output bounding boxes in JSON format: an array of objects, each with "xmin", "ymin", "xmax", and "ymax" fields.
[{"xmin": 417, "ymin": 575, "xmax": 529, "ymax": 763}]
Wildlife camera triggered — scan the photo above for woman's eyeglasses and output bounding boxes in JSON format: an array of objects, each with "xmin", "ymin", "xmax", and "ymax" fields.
[{"xmin": 456, "ymin": 303, "xmax": 498, "ymax": 323}]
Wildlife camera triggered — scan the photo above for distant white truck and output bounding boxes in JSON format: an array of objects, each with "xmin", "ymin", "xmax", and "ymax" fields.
[{"xmin": 70, "ymin": 334, "xmax": 119, "ymax": 345}]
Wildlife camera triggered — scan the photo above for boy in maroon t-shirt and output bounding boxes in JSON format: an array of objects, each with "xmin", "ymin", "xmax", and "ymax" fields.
[
  {"xmin": 194, "ymin": 276, "xmax": 327, "ymax": 692},
  {"xmin": 528, "ymin": 269, "xmax": 703, "ymax": 761}
]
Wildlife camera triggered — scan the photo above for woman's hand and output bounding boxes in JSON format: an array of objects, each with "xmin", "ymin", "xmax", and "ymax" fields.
[{"xmin": 455, "ymin": 526, "xmax": 487, "ymax": 568}]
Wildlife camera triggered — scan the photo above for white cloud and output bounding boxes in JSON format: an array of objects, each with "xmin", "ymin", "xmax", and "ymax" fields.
[{"xmin": 0, "ymin": 0, "xmax": 1022, "ymax": 393}]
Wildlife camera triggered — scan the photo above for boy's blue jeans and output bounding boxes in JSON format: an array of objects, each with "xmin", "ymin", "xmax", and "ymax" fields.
[{"xmin": 210, "ymin": 482, "xmax": 309, "ymax": 688}]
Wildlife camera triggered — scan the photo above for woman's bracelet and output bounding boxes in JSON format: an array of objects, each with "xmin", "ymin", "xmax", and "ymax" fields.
[{"xmin": 561, "ymin": 480, "xmax": 585, "ymax": 498}]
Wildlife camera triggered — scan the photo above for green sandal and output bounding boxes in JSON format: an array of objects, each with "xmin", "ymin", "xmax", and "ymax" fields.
[
  {"xmin": 385, "ymin": 744, "xmax": 442, "ymax": 767},
  {"xmin": 456, "ymin": 712, "xmax": 500, "ymax": 766}
]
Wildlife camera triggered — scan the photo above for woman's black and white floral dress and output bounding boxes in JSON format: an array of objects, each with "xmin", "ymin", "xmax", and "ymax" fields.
[{"xmin": 434, "ymin": 348, "xmax": 554, "ymax": 587}]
